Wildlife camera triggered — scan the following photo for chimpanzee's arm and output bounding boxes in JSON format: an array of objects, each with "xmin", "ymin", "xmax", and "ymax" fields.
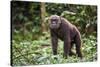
[
  {"xmin": 50, "ymin": 30, "xmax": 58, "ymax": 55},
  {"xmin": 63, "ymin": 28, "xmax": 71, "ymax": 57}
]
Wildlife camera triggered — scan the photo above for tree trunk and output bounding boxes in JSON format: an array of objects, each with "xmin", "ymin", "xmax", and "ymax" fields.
[{"xmin": 41, "ymin": 2, "xmax": 46, "ymax": 32}]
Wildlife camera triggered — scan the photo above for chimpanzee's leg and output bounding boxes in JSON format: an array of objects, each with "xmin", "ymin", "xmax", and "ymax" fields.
[
  {"xmin": 75, "ymin": 33, "xmax": 83, "ymax": 58},
  {"xmin": 69, "ymin": 42, "xmax": 76, "ymax": 56}
]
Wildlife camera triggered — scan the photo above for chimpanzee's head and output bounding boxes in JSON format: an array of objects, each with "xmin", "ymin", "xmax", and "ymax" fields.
[{"xmin": 49, "ymin": 15, "xmax": 61, "ymax": 29}]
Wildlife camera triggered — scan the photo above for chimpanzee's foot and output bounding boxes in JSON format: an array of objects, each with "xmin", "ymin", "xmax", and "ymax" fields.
[{"xmin": 63, "ymin": 54, "xmax": 69, "ymax": 59}]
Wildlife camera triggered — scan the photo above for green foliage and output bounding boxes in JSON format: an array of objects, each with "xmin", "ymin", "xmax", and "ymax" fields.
[
  {"xmin": 82, "ymin": 35, "xmax": 97, "ymax": 61},
  {"xmin": 12, "ymin": 33, "xmax": 97, "ymax": 66}
]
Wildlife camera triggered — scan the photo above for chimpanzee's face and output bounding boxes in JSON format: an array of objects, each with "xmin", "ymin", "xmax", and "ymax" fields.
[{"xmin": 49, "ymin": 15, "xmax": 61, "ymax": 29}]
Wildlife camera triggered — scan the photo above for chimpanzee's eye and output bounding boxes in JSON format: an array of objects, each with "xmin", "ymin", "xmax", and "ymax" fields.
[
  {"xmin": 51, "ymin": 19, "xmax": 58, "ymax": 23},
  {"xmin": 51, "ymin": 19, "xmax": 55, "ymax": 21}
]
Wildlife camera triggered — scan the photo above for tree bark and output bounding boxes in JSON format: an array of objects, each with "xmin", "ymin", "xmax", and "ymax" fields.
[{"xmin": 41, "ymin": 2, "xmax": 46, "ymax": 32}]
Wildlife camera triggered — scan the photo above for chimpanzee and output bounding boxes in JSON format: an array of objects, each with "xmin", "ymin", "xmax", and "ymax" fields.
[{"xmin": 49, "ymin": 15, "xmax": 82, "ymax": 59}]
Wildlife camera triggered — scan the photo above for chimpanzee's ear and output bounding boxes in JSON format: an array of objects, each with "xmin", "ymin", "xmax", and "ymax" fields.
[{"xmin": 59, "ymin": 16, "xmax": 62, "ymax": 23}]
